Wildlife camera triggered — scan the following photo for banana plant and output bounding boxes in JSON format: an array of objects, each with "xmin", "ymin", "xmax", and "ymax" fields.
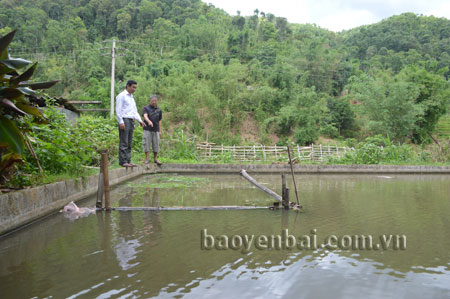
[{"xmin": 0, "ymin": 30, "xmax": 59, "ymax": 178}]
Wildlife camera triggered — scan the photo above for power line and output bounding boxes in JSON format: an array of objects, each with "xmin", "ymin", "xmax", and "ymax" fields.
[
  {"xmin": 9, "ymin": 39, "xmax": 345, "ymax": 59},
  {"xmin": 9, "ymin": 43, "xmax": 352, "ymax": 79}
]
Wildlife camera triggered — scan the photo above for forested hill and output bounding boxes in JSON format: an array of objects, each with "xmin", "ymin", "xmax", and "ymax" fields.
[
  {"xmin": 342, "ymin": 13, "xmax": 450, "ymax": 73},
  {"xmin": 1, "ymin": 0, "xmax": 449, "ymax": 145}
]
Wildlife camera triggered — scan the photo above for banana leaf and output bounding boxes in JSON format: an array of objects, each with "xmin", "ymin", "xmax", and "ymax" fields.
[
  {"xmin": 0, "ymin": 115, "xmax": 24, "ymax": 154},
  {"xmin": 0, "ymin": 87, "xmax": 24, "ymax": 99},
  {"xmin": 0, "ymin": 58, "xmax": 32, "ymax": 75},
  {"xmin": 10, "ymin": 63, "xmax": 37, "ymax": 85},
  {"xmin": 0, "ymin": 30, "xmax": 15, "ymax": 60},
  {"xmin": 16, "ymin": 102, "xmax": 48, "ymax": 123},
  {"xmin": 18, "ymin": 80, "xmax": 59, "ymax": 90},
  {"xmin": 0, "ymin": 98, "xmax": 26, "ymax": 115},
  {"xmin": 17, "ymin": 87, "xmax": 36, "ymax": 96}
]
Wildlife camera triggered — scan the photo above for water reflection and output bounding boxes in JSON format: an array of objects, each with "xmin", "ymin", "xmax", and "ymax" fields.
[
  {"xmin": 0, "ymin": 174, "xmax": 449, "ymax": 298},
  {"xmin": 112, "ymin": 189, "xmax": 163, "ymax": 271}
]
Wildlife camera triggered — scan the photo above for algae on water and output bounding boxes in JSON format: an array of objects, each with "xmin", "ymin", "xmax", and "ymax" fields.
[{"xmin": 127, "ymin": 175, "xmax": 210, "ymax": 189}]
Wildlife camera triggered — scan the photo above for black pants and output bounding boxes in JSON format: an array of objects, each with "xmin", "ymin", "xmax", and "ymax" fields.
[{"xmin": 118, "ymin": 118, "xmax": 135, "ymax": 165}]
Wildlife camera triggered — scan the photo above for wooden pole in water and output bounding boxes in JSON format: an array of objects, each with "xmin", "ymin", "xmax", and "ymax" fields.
[
  {"xmin": 96, "ymin": 149, "xmax": 105, "ymax": 209},
  {"xmin": 96, "ymin": 172, "xmax": 104, "ymax": 209},
  {"xmin": 282, "ymin": 187, "xmax": 290, "ymax": 209},
  {"xmin": 240, "ymin": 169, "xmax": 282, "ymax": 201},
  {"xmin": 101, "ymin": 151, "xmax": 111, "ymax": 211},
  {"xmin": 281, "ymin": 174, "xmax": 289, "ymax": 209},
  {"xmin": 114, "ymin": 206, "xmax": 268, "ymax": 211},
  {"xmin": 287, "ymin": 145, "xmax": 300, "ymax": 206},
  {"xmin": 281, "ymin": 208, "xmax": 289, "ymax": 229}
]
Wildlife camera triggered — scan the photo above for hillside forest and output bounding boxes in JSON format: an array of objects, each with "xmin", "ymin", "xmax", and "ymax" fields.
[
  {"xmin": 2, "ymin": 0, "xmax": 450, "ymax": 144},
  {"xmin": 1, "ymin": 0, "xmax": 450, "ymax": 186}
]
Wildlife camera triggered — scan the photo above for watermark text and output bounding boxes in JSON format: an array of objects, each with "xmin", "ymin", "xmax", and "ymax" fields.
[{"xmin": 200, "ymin": 229, "xmax": 406, "ymax": 253}]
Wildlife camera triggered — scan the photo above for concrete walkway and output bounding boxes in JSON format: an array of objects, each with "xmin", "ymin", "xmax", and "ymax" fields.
[{"xmin": 155, "ymin": 163, "xmax": 450, "ymax": 174}]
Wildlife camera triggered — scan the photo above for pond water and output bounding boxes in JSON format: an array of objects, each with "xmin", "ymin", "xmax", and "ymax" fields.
[{"xmin": 0, "ymin": 173, "xmax": 449, "ymax": 298}]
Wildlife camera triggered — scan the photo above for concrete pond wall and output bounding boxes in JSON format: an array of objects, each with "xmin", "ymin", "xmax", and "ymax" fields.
[
  {"xmin": 155, "ymin": 163, "xmax": 450, "ymax": 174},
  {"xmin": 0, "ymin": 165, "xmax": 155, "ymax": 236},
  {"xmin": 2, "ymin": 163, "xmax": 450, "ymax": 236}
]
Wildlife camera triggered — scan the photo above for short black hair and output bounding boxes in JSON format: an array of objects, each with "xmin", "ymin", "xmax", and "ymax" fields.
[{"xmin": 126, "ymin": 80, "xmax": 137, "ymax": 87}]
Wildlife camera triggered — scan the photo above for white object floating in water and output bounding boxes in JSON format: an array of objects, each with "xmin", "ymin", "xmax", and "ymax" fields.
[
  {"xmin": 62, "ymin": 201, "xmax": 96, "ymax": 220},
  {"xmin": 377, "ymin": 176, "xmax": 393, "ymax": 179}
]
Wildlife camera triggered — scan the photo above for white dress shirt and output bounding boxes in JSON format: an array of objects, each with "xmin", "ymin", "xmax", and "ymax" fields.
[{"xmin": 116, "ymin": 89, "xmax": 142, "ymax": 125}]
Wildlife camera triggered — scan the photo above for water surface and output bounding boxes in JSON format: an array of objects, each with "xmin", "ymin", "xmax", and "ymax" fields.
[{"xmin": 0, "ymin": 174, "xmax": 449, "ymax": 298}]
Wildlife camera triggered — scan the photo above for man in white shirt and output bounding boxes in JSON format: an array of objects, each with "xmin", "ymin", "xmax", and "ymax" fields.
[{"xmin": 116, "ymin": 80, "xmax": 145, "ymax": 167}]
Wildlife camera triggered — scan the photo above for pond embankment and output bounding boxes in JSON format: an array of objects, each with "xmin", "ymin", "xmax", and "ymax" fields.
[
  {"xmin": 0, "ymin": 165, "xmax": 155, "ymax": 236},
  {"xmin": 156, "ymin": 163, "xmax": 450, "ymax": 174},
  {"xmin": 2, "ymin": 163, "xmax": 450, "ymax": 236}
]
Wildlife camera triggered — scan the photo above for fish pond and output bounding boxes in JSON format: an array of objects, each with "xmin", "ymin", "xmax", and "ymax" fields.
[{"xmin": 0, "ymin": 173, "xmax": 449, "ymax": 298}]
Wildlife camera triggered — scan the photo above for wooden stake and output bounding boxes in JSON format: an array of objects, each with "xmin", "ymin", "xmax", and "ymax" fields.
[
  {"xmin": 281, "ymin": 174, "xmax": 289, "ymax": 209},
  {"xmin": 101, "ymin": 151, "xmax": 111, "ymax": 211},
  {"xmin": 96, "ymin": 172, "xmax": 104, "ymax": 209},
  {"xmin": 281, "ymin": 208, "xmax": 289, "ymax": 229},
  {"xmin": 287, "ymin": 145, "xmax": 300, "ymax": 206}
]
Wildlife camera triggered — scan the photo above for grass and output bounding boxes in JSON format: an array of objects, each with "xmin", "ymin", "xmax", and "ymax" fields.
[
  {"xmin": 16, "ymin": 167, "xmax": 99, "ymax": 188},
  {"xmin": 133, "ymin": 151, "xmax": 450, "ymax": 166}
]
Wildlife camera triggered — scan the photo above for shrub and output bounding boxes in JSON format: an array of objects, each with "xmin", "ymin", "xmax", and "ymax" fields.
[
  {"xmin": 22, "ymin": 105, "xmax": 120, "ymax": 177},
  {"xmin": 161, "ymin": 129, "xmax": 198, "ymax": 161},
  {"xmin": 72, "ymin": 115, "xmax": 119, "ymax": 164},
  {"xmin": 320, "ymin": 123, "xmax": 339, "ymax": 138},
  {"xmin": 24, "ymin": 104, "xmax": 88, "ymax": 174},
  {"xmin": 339, "ymin": 135, "xmax": 424, "ymax": 164}
]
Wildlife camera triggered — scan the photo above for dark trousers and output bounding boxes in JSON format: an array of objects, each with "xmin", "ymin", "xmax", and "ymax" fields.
[{"xmin": 118, "ymin": 118, "xmax": 135, "ymax": 165}]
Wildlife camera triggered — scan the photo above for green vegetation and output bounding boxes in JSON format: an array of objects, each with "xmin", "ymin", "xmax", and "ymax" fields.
[
  {"xmin": 2, "ymin": 2, "xmax": 449, "ymax": 144},
  {"xmin": 1, "ymin": 1, "xmax": 450, "ymax": 188},
  {"xmin": 327, "ymin": 135, "xmax": 429, "ymax": 165},
  {"xmin": 14, "ymin": 102, "xmax": 120, "ymax": 186},
  {"xmin": 0, "ymin": 30, "xmax": 58, "ymax": 186}
]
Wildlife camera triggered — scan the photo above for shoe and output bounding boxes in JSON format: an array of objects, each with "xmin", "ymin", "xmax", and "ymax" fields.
[
  {"xmin": 129, "ymin": 163, "xmax": 138, "ymax": 167},
  {"xmin": 154, "ymin": 160, "xmax": 162, "ymax": 166},
  {"xmin": 122, "ymin": 163, "xmax": 131, "ymax": 167},
  {"xmin": 144, "ymin": 160, "xmax": 150, "ymax": 164}
]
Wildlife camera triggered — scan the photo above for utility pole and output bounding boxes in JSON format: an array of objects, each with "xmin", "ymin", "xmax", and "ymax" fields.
[
  {"xmin": 110, "ymin": 39, "xmax": 116, "ymax": 120},
  {"xmin": 100, "ymin": 40, "xmax": 131, "ymax": 119}
]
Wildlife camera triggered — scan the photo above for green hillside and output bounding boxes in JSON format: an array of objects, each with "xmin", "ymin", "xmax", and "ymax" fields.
[{"xmin": 1, "ymin": 0, "xmax": 449, "ymax": 145}]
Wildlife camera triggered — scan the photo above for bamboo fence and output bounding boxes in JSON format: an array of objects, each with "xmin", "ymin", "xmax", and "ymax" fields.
[{"xmin": 196, "ymin": 143, "xmax": 354, "ymax": 162}]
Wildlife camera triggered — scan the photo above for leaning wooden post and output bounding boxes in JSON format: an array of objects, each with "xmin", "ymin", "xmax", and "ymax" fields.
[
  {"xmin": 101, "ymin": 151, "xmax": 111, "ymax": 211},
  {"xmin": 287, "ymin": 145, "xmax": 300, "ymax": 207},
  {"xmin": 240, "ymin": 169, "xmax": 282, "ymax": 201}
]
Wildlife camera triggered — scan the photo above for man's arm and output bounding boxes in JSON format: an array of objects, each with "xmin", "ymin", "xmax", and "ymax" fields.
[
  {"xmin": 116, "ymin": 93, "xmax": 126, "ymax": 130},
  {"xmin": 116, "ymin": 93, "xmax": 124, "ymax": 125},
  {"xmin": 159, "ymin": 111, "xmax": 162, "ymax": 135},
  {"xmin": 143, "ymin": 112, "xmax": 153, "ymax": 127}
]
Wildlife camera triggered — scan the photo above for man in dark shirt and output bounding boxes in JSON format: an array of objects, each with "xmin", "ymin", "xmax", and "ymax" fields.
[{"xmin": 142, "ymin": 95, "xmax": 163, "ymax": 165}]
